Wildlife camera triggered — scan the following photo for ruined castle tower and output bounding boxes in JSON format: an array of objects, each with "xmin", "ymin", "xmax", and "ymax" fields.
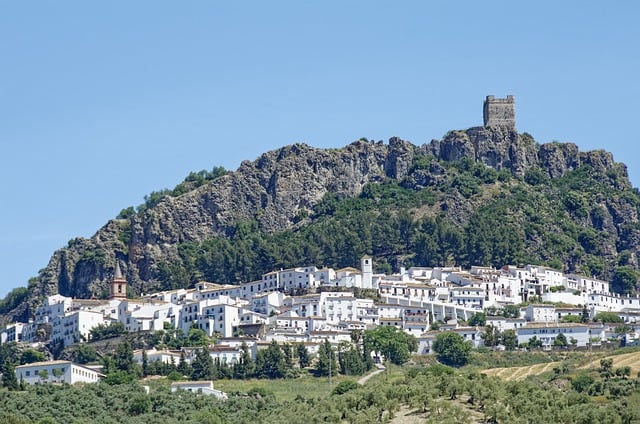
[{"xmin": 483, "ymin": 95, "xmax": 515, "ymax": 129}]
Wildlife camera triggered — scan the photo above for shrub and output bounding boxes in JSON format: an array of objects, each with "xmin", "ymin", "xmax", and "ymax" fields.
[
  {"xmin": 331, "ymin": 380, "xmax": 360, "ymax": 395},
  {"xmin": 247, "ymin": 387, "xmax": 272, "ymax": 398},
  {"xmin": 571, "ymin": 373, "xmax": 595, "ymax": 393},
  {"xmin": 423, "ymin": 363, "xmax": 454, "ymax": 376}
]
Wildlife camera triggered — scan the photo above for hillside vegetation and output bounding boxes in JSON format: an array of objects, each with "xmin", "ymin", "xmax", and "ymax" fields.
[
  {"xmin": 153, "ymin": 156, "xmax": 639, "ymax": 292},
  {"xmin": 4, "ymin": 128, "xmax": 640, "ymax": 321},
  {"xmin": 3, "ymin": 351, "xmax": 640, "ymax": 424}
]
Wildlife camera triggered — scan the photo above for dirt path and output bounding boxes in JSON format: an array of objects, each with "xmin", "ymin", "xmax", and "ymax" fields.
[{"xmin": 358, "ymin": 365, "xmax": 385, "ymax": 385}]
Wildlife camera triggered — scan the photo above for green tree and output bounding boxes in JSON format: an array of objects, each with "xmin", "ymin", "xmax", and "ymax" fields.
[
  {"xmin": 175, "ymin": 352, "xmax": 191, "ymax": 377},
  {"xmin": 524, "ymin": 166, "xmax": 549, "ymax": 186},
  {"xmin": 571, "ymin": 373, "xmax": 595, "ymax": 393},
  {"xmin": 0, "ymin": 287, "xmax": 28, "ymax": 315},
  {"xmin": 569, "ymin": 337, "xmax": 578, "ymax": 348},
  {"xmin": 20, "ymin": 349, "xmax": 45, "ymax": 365},
  {"xmin": 116, "ymin": 206, "xmax": 136, "ymax": 219},
  {"xmin": 600, "ymin": 358, "xmax": 614, "ymax": 380},
  {"xmin": 141, "ymin": 350, "xmax": 149, "ymax": 377},
  {"xmin": 296, "ymin": 343, "xmax": 311, "ymax": 368},
  {"xmin": 560, "ymin": 315, "xmax": 582, "ymax": 323},
  {"xmin": 553, "ymin": 333, "xmax": 568, "ymax": 347},
  {"xmin": 314, "ymin": 339, "xmax": 337, "ymax": 377},
  {"xmin": 581, "ymin": 305, "xmax": 590, "ymax": 323},
  {"xmin": 51, "ymin": 367, "xmax": 64, "ymax": 383},
  {"xmin": 615, "ymin": 324, "xmax": 633, "ymax": 343},
  {"xmin": 89, "ymin": 322, "xmax": 126, "ymax": 342},
  {"xmin": 75, "ymin": 344, "xmax": 97, "ymax": 364},
  {"xmin": 1, "ymin": 359, "xmax": 18, "ymax": 390},
  {"xmin": 468, "ymin": 312, "xmax": 486, "ymax": 326},
  {"xmin": 481, "ymin": 324, "xmax": 500, "ymax": 348},
  {"xmin": 128, "ymin": 394, "xmax": 151, "ymax": 416},
  {"xmin": 233, "ymin": 341, "xmax": 254, "ymax": 379},
  {"xmin": 255, "ymin": 340, "xmax": 288, "ymax": 379},
  {"xmin": 213, "ymin": 358, "xmax": 231, "ymax": 379},
  {"xmin": 114, "ymin": 340, "xmax": 137, "ymax": 374},
  {"xmin": 501, "ymin": 305, "xmax": 521, "ymax": 318},
  {"xmin": 432, "ymin": 332, "xmax": 472, "ymax": 367},
  {"xmin": 281, "ymin": 343, "xmax": 294, "ymax": 368},
  {"xmin": 0, "ymin": 342, "xmax": 20, "ymax": 367},
  {"xmin": 612, "ymin": 266, "xmax": 639, "ymax": 294},
  {"xmin": 37, "ymin": 369, "xmax": 49, "ymax": 384},
  {"xmin": 0, "ymin": 413, "xmax": 30, "ymax": 424},
  {"xmin": 186, "ymin": 326, "xmax": 209, "ymax": 347},
  {"xmin": 501, "ymin": 330, "xmax": 517, "ymax": 351},
  {"xmin": 615, "ymin": 366, "xmax": 631, "ymax": 379},
  {"xmin": 365, "ymin": 326, "xmax": 417, "ymax": 365},
  {"xmin": 337, "ymin": 342, "xmax": 369, "ymax": 376},
  {"xmin": 594, "ymin": 312, "xmax": 623, "ymax": 323},
  {"xmin": 191, "ymin": 348, "xmax": 215, "ymax": 380},
  {"xmin": 331, "ymin": 380, "xmax": 360, "ymax": 395},
  {"xmin": 527, "ymin": 336, "xmax": 543, "ymax": 349}
]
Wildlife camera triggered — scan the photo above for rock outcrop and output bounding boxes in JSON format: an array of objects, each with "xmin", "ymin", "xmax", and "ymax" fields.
[{"xmin": 11, "ymin": 126, "xmax": 639, "ymax": 321}]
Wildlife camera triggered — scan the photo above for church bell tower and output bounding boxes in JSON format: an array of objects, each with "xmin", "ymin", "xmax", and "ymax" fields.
[{"xmin": 109, "ymin": 261, "xmax": 127, "ymax": 300}]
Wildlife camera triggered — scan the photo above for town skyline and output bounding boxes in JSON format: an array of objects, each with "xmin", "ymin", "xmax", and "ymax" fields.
[{"xmin": 2, "ymin": 2, "xmax": 640, "ymax": 298}]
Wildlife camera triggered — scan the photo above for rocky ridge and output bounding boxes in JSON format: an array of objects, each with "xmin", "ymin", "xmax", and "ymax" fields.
[{"xmin": 8, "ymin": 126, "xmax": 638, "ymax": 322}]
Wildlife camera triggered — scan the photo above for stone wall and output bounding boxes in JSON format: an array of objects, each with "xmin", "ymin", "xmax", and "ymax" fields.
[{"xmin": 483, "ymin": 95, "xmax": 515, "ymax": 129}]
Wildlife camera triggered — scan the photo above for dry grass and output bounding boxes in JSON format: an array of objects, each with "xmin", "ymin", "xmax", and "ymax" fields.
[
  {"xmin": 578, "ymin": 351, "xmax": 640, "ymax": 375},
  {"xmin": 483, "ymin": 349, "xmax": 640, "ymax": 381},
  {"xmin": 481, "ymin": 361, "xmax": 561, "ymax": 381}
]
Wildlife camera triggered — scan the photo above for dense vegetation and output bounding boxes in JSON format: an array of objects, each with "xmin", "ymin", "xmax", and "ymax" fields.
[
  {"xmin": 145, "ymin": 153, "xmax": 640, "ymax": 294},
  {"xmin": 3, "ymin": 350, "xmax": 640, "ymax": 423},
  {"xmin": 0, "ymin": 287, "xmax": 28, "ymax": 315}
]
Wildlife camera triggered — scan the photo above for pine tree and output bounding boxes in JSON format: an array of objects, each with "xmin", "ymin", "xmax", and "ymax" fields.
[
  {"xmin": 296, "ymin": 343, "xmax": 310, "ymax": 368},
  {"xmin": 141, "ymin": 350, "xmax": 149, "ymax": 377},
  {"xmin": 255, "ymin": 340, "xmax": 288, "ymax": 379},
  {"xmin": 281, "ymin": 343, "xmax": 293, "ymax": 368},
  {"xmin": 178, "ymin": 351, "xmax": 192, "ymax": 376},
  {"xmin": 581, "ymin": 305, "xmax": 590, "ymax": 323},
  {"xmin": 191, "ymin": 348, "xmax": 214, "ymax": 380},
  {"xmin": 233, "ymin": 342, "xmax": 254, "ymax": 379},
  {"xmin": 314, "ymin": 339, "xmax": 337, "ymax": 377},
  {"xmin": 1, "ymin": 359, "xmax": 18, "ymax": 390},
  {"xmin": 115, "ymin": 340, "xmax": 136, "ymax": 374}
]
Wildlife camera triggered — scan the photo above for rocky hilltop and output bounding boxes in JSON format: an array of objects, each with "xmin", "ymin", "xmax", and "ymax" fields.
[{"xmin": 9, "ymin": 126, "xmax": 640, "ymax": 322}]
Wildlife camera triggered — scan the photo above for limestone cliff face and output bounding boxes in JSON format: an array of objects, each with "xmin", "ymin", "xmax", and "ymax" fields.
[
  {"xmin": 16, "ymin": 127, "xmax": 638, "ymax": 319},
  {"xmin": 427, "ymin": 127, "xmax": 539, "ymax": 177}
]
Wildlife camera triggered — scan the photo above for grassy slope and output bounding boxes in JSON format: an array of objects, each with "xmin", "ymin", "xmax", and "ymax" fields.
[{"xmin": 482, "ymin": 347, "xmax": 640, "ymax": 381}]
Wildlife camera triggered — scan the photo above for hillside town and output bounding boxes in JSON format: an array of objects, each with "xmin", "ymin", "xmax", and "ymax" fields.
[{"xmin": 2, "ymin": 256, "xmax": 639, "ymax": 385}]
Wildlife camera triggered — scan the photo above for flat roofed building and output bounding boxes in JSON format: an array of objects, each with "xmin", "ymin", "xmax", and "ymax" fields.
[
  {"xmin": 171, "ymin": 380, "xmax": 228, "ymax": 399},
  {"xmin": 15, "ymin": 360, "xmax": 104, "ymax": 385}
]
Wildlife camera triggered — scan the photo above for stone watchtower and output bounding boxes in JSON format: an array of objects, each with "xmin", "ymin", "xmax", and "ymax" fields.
[{"xmin": 483, "ymin": 95, "xmax": 515, "ymax": 129}]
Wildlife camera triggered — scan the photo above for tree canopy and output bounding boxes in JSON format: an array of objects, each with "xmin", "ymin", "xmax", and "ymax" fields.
[
  {"xmin": 365, "ymin": 326, "xmax": 417, "ymax": 365},
  {"xmin": 432, "ymin": 332, "xmax": 472, "ymax": 367}
]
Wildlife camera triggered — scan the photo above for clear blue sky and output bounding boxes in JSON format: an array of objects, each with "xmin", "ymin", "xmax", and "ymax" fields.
[{"xmin": 1, "ymin": 1, "xmax": 639, "ymax": 298}]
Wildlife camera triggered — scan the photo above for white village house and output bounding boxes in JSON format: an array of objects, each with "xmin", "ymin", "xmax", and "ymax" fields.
[
  {"xmin": 15, "ymin": 360, "xmax": 104, "ymax": 385},
  {"xmin": 170, "ymin": 380, "xmax": 227, "ymax": 399},
  {"xmin": 6, "ymin": 253, "xmax": 640, "ymax": 378}
]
